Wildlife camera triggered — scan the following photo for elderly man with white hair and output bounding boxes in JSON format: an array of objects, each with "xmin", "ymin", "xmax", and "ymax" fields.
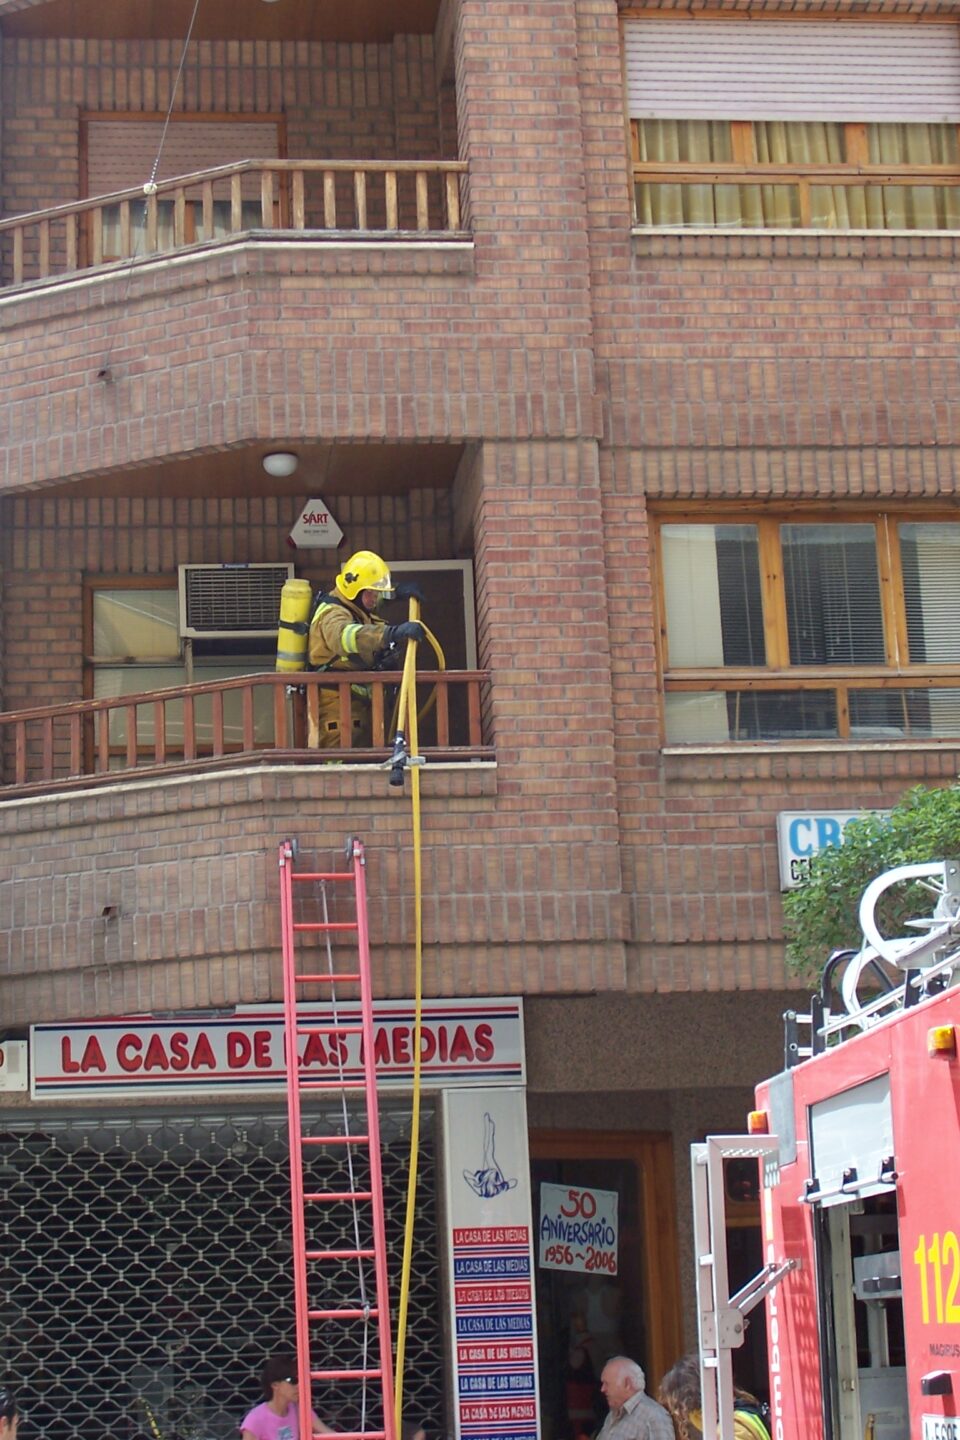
[{"xmin": 598, "ymin": 1356, "xmax": 675, "ymax": 1440}]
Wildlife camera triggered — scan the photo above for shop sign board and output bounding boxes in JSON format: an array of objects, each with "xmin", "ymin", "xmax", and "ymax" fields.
[
  {"xmin": 777, "ymin": 810, "xmax": 875, "ymax": 890},
  {"xmin": 29, "ymin": 998, "xmax": 524, "ymax": 1099},
  {"xmin": 442, "ymin": 1089, "xmax": 540, "ymax": 1440},
  {"xmin": 537, "ymin": 1183, "xmax": 619, "ymax": 1275}
]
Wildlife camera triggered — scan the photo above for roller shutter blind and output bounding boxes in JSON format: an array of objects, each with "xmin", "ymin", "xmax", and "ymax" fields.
[
  {"xmin": 623, "ymin": 20, "xmax": 960, "ymax": 122},
  {"xmin": 85, "ymin": 119, "xmax": 280, "ymax": 198}
]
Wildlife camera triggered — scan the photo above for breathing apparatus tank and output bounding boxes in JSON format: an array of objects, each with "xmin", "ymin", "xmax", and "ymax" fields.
[{"xmin": 275, "ymin": 577, "xmax": 314, "ymax": 672}]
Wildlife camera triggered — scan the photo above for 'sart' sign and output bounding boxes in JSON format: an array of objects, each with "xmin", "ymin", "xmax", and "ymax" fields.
[
  {"xmin": 30, "ymin": 999, "xmax": 524, "ymax": 1098},
  {"xmin": 287, "ymin": 497, "xmax": 343, "ymax": 549}
]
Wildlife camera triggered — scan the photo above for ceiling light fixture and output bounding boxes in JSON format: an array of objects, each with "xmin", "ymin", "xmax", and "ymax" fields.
[{"xmin": 262, "ymin": 452, "xmax": 299, "ymax": 478}]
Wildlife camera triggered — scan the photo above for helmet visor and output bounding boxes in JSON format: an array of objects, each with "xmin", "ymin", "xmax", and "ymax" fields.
[{"xmin": 368, "ymin": 571, "xmax": 394, "ymax": 597}]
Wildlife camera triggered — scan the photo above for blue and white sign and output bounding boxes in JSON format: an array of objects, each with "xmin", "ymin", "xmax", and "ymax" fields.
[
  {"xmin": 777, "ymin": 811, "xmax": 869, "ymax": 890},
  {"xmin": 441, "ymin": 1089, "xmax": 540, "ymax": 1440}
]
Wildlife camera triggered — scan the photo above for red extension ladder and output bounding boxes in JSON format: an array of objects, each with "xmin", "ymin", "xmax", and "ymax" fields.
[{"xmin": 278, "ymin": 837, "xmax": 397, "ymax": 1440}]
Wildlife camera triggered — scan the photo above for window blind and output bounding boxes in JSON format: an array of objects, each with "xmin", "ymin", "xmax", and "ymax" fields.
[
  {"xmin": 85, "ymin": 119, "xmax": 280, "ymax": 198},
  {"xmin": 623, "ymin": 20, "xmax": 960, "ymax": 122}
]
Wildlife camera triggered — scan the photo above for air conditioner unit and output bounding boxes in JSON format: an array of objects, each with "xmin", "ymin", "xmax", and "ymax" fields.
[
  {"xmin": 178, "ymin": 563, "xmax": 294, "ymax": 639},
  {"xmin": 0, "ymin": 1040, "xmax": 28, "ymax": 1093}
]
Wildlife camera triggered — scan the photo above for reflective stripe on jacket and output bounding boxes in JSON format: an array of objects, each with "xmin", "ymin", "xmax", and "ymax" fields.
[{"xmin": 307, "ymin": 593, "xmax": 387, "ymax": 671}]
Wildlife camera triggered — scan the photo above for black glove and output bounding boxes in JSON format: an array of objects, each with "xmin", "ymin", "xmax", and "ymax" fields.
[
  {"xmin": 384, "ymin": 621, "xmax": 426, "ymax": 646},
  {"xmin": 394, "ymin": 581, "xmax": 425, "ymax": 603}
]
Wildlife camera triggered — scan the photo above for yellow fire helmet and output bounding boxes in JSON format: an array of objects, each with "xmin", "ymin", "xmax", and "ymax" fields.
[{"xmin": 335, "ymin": 550, "xmax": 394, "ymax": 602}]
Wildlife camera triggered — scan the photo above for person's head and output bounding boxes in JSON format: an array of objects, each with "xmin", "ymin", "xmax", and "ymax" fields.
[
  {"xmin": 601, "ymin": 1356, "xmax": 646, "ymax": 1411},
  {"xmin": 261, "ymin": 1355, "xmax": 299, "ymax": 1405},
  {"xmin": 335, "ymin": 550, "xmax": 394, "ymax": 609},
  {"xmin": 657, "ymin": 1353, "xmax": 702, "ymax": 1440},
  {"xmin": 400, "ymin": 1423, "xmax": 427, "ymax": 1440},
  {"xmin": 0, "ymin": 1387, "xmax": 18, "ymax": 1440}
]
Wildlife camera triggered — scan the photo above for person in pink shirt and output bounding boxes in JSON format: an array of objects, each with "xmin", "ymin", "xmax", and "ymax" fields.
[{"xmin": 239, "ymin": 1355, "xmax": 336, "ymax": 1440}]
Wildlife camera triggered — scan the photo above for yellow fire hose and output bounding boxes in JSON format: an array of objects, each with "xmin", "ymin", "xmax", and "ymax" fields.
[{"xmin": 390, "ymin": 598, "xmax": 444, "ymax": 1435}]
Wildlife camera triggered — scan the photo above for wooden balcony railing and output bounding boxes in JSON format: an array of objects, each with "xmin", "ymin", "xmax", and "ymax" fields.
[
  {"xmin": 0, "ymin": 670, "xmax": 491, "ymax": 796},
  {"xmin": 0, "ymin": 157, "xmax": 469, "ymax": 288}
]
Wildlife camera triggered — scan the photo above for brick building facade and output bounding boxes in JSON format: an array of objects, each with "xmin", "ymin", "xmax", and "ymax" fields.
[{"xmin": 1, "ymin": 0, "xmax": 958, "ymax": 1435}]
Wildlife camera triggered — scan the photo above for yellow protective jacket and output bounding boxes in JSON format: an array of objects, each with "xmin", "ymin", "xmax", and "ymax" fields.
[
  {"xmin": 690, "ymin": 1408, "xmax": 770, "ymax": 1440},
  {"xmin": 307, "ymin": 592, "xmax": 388, "ymax": 671}
]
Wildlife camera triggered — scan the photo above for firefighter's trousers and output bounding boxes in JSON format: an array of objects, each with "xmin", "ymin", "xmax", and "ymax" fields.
[{"xmin": 308, "ymin": 686, "xmax": 372, "ymax": 750}]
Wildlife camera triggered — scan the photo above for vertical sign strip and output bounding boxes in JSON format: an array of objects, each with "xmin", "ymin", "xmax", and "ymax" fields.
[{"xmin": 441, "ymin": 1089, "xmax": 540, "ymax": 1440}]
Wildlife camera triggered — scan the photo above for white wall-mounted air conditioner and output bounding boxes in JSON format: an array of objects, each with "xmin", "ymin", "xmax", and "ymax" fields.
[
  {"xmin": 178, "ymin": 563, "xmax": 294, "ymax": 639},
  {"xmin": 0, "ymin": 1040, "xmax": 28, "ymax": 1093}
]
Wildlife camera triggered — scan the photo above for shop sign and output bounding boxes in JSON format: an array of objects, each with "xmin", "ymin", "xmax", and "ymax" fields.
[
  {"xmin": 537, "ymin": 1183, "xmax": 619, "ymax": 1275},
  {"xmin": 30, "ymin": 998, "xmax": 524, "ymax": 1099},
  {"xmin": 777, "ymin": 810, "xmax": 874, "ymax": 890},
  {"xmin": 442, "ymin": 1090, "xmax": 540, "ymax": 1439}
]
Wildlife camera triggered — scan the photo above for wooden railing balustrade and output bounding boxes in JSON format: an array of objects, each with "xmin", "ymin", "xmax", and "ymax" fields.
[
  {"xmin": 0, "ymin": 670, "xmax": 491, "ymax": 795},
  {"xmin": 0, "ymin": 157, "xmax": 469, "ymax": 288}
]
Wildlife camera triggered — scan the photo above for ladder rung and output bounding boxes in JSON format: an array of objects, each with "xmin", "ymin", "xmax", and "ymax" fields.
[
  {"xmin": 300, "ymin": 1079, "xmax": 367, "ymax": 1092},
  {"xmin": 303, "ymin": 1135, "xmax": 369, "ymax": 1146},
  {"xmin": 324, "ymin": 1433, "xmax": 386, "ymax": 1440},
  {"xmin": 306, "ymin": 1248, "xmax": 375, "ymax": 1260},
  {"xmin": 299, "ymin": 1024, "xmax": 363, "ymax": 1036},
  {"xmin": 292, "ymin": 871, "xmax": 354, "ymax": 882},
  {"xmin": 294, "ymin": 921, "xmax": 358, "ymax": 932},
  {"xmin": 295, "ymin": 973, "xmax": 361, "ymax": 984},
  {"xmin": 304, "ymin": 1190, "xmax": 373, "ymax": 1203},
  {"xmin": 309, "ymin": 1307, "xmax": 379, "ymax": 1320},
  {"xmin": 311, "ymin": 1369, "xmax": 382, "ymax": 1381}
]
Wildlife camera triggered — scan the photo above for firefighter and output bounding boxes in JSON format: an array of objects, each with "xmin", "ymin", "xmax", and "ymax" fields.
[{"xmin": 307, "ymin": 550, "xmax": 424, "ymax": 749}]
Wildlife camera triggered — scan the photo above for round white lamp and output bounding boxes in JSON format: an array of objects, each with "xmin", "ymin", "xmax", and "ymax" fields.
[{"xmin": 262, "ymin": 452, "xmax": 299, "ymax": 478}]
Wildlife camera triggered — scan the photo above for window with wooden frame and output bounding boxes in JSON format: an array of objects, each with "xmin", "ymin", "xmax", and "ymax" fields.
[
  {"xmin": 625, "ymin": 18, "xmax": 960, "ymax": 231},
  {"xmin": 84, "ymin": 577, "xmax": 276, "ymax": 761},
  {"xmin": 655, "ymin": 513, "xmax": 960, "ymax": 744}
]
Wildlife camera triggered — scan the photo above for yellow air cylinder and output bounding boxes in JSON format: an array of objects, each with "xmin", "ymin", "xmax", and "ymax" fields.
[{"xmin": 276, "ymin": 577, "xmax": 313, "ymax": 672}]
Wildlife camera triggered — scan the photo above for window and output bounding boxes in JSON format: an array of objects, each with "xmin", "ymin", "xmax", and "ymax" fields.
[
  {"xmin": 82, "ymin": 115, "xmax": 283, "ymax": 259},
  {"xmin": 625, "ymin": 19, "xmax": 960, "ymax": 231},
  {"xmin": 657, "ymin": 515, "xmax": 960, "ymax": 743},
  {"xmin": 86, "ymin": 580, "xmax": 276, "ymax": 758}
]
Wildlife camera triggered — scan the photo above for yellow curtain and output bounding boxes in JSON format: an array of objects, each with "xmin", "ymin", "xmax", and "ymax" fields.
[
  {"xmin": 864, "ymin": 123, "xmax": 960, "ymax": 230},
  {"xmin": 635, "ymin": 118, "xmax": 732, "ymax": 226},
  {"xmin": 635, "ymin": 120, "xmax": 960, "ymax": 231}
]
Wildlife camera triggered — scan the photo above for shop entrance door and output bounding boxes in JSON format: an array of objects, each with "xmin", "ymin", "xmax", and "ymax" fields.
[{"xmin": 530, "ymin": 1130, "xmax": 682, "ymax": 1440}]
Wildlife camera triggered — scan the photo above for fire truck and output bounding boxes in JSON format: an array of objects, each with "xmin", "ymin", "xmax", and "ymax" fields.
[{"xmin": 694, "ymin": 859, "xmax": 960, "ymax": 1440}]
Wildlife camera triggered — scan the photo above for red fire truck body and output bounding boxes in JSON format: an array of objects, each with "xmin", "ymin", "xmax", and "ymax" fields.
[
  {"xmin": 756, "ymin": 978, "xmax": 960, "ymax": 1440},
  {"xmin": 696, "ymin": 862, "xmax": 960, "ymax": 1440}
]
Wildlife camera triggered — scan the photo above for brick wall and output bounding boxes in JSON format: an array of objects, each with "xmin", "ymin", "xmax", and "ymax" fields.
[
  {"xmin": 0, "ymin": 434, "xmax": 630, "ymax": 1023},
  {"xmin": 573, "ymin": 0, "xmax": 960, "ymax": 992},
  {"xmin": 0, "ymin": 488, "xmax": 455, "ymax": 717},
  {"xmin": 2, "ymin": 0, "xmax": 959, "ymax": 1018},
  {"xmin": 1, "ymin": 34, "xmax": 447, "ymax": 216}
]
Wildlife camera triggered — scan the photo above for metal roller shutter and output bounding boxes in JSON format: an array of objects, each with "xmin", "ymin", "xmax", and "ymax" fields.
[
  {"xmin": 623, "ymin": 19, "xmax": 960, "ymax": 122},
  {"xmin": 85, "ymin": 119, "xmax": 280, "ymax": 197},
  {"xmin": 1, "ymin": 1106, "xmax": 443, "ymax": 1440}
]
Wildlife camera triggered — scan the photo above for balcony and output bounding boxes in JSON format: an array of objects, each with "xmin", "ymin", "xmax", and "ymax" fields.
[
  {"xmin": 0, "ymin": 158, "xmax": 469, "ymax": 290},
  {"xmin": 0, "ymin": 669, "xmax": 491, "ymax": 798}
]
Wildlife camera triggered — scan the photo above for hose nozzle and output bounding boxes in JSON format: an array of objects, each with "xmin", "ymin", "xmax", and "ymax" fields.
[{"xmin": 388, "ymin": 732, "xmax": 407, "ymax": 788}]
